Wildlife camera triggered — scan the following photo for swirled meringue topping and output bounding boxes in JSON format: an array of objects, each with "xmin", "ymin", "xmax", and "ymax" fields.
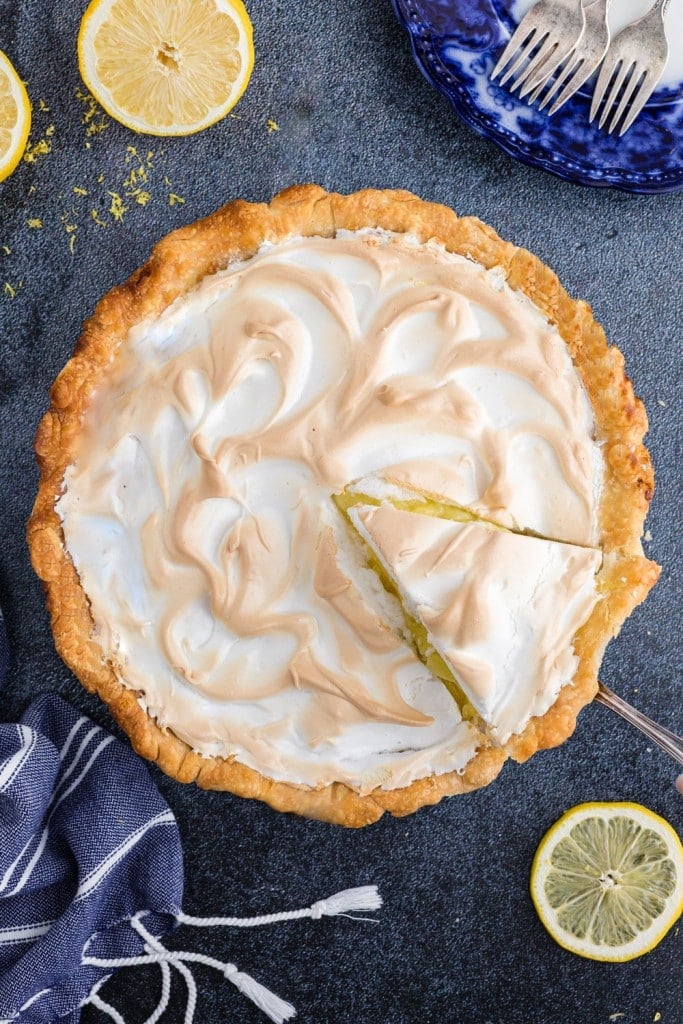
[
  {"xmin": 349, "ymin": 504, "xmax": 601, "ymax": 743},
  {"xmin": 57, "ymin": 229, "xmax": 603, "ymax": 791}
]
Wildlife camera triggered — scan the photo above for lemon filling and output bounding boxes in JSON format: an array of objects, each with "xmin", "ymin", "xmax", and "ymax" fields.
[{"xmin": 335, "ymin": 489, "xmax": 479, "ymax": 720}]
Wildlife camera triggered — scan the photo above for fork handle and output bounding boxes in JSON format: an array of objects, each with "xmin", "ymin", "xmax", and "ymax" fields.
[{"xmin": 596, "ymin": 683, "xmax": 683, "ymax": 765}]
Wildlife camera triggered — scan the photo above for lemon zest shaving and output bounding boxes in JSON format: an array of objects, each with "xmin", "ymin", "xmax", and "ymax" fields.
[
  {"xmin": 23, "ymin": 136, "xmax": 52, "ymax": 164},
  {"xmin": 59, "ymin": 209, "xmax": 77, "ymax": 251},
  {"xmin": 108, "ymin": 191, "xmax": 127, "ymax": 222},
  {"xmin": 27, "ymin": 218, "xmax": 43, "ymax": 229},
  {"xmin": 123, "ymin": 163, "xmax": 149, "ymax": 191},
  {"xmin": 76, "ymin": 87, "xmax": 110, "ymax": 136},
  {"xmin": 266, "ymin": 118, "xmax": 280, "ymax": 133},
  {"xmin": 60, "ymin": 211, "xmax": 78, "ymax": 242}
]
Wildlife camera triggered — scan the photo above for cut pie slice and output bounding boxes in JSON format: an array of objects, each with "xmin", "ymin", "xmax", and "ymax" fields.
[{"xmin": 348, "ymin": 503, "xmax": 602, "ymax": 745}]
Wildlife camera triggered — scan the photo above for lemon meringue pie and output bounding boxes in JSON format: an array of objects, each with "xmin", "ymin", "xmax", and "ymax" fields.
[{"xmin": 29, "ymin": 186, "xmax": 659, "ymax": 825}]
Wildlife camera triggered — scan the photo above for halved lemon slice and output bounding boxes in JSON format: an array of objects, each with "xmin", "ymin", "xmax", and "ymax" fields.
[
  {"xmin": 531, "ymin": 802, "xmax": 683, "ymax": 962},
  {"xmin": 0, "ymin": 50, "xmax": 31, "ymax": 183},
  {"xmin": 78, "ymin": 0, "xmax": 254, "ymax": 136}
]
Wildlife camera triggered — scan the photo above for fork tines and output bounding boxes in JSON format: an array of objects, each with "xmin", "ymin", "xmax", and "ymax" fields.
[
  {"xmin": 588, "ymin": 0, "xmax": 671, "ymax": 136},
  {"xmin": 491, "ymin": 0, "xmax": 671, "ymax": 135},
  {"xmin": 492, "ymin": 26, "xmax": 557, "ymax": 91},
  {"xmin": 591, "ymin": 61, "xmax": 651, "ymax": 134},
  {"xmin": 521, "ymin": 0, "xmax": 611, "ymax": 115},
  {"xmin": 491, "ymin": 0, "xmax": 585, "ymax": 95}
]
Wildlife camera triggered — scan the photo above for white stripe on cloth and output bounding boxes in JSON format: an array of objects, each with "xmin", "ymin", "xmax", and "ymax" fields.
[
  {"xmin": 5, "ymin": 735, "xmax": 116, "ymax": 898},
  {"xmin": 48, "ymin": 735, "xmax": 114, "ymax": 817},
  {"xmin": 0, "ymin": 920, "xmax": 55, "ymax": 946},
  {"xmin": 4, "ymin": 985, "xmax": 52, "ymax": 1020},
  {"xmin": 75, "ymin": 809, "xmax": 176, "ymax": 902},
  {"xmin": 6, "ymin": 826, "xmax": 51, "ymax": 899},
  {"xmin": 1, "ymin": 723, "xmax": 103, "ymax": 891},
  {"xmin": 57, "ymin": 716, "xmax": 91, "ymax": 762},
  {"xmin": 51, "ymin": 726, "xmax": 104, "ymax": 800},
  {"xmin": 0, "ymin": 728, "xmax": 41, "ymax": 893},
  {"xmin": 0, "ymin": 725, "xmax": 35, "ymax": 793}
]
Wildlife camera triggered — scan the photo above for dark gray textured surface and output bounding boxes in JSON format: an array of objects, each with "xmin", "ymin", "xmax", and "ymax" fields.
[{"xmin": 0, "ymin": 2, "xmax": 681, "ymax": 1021}]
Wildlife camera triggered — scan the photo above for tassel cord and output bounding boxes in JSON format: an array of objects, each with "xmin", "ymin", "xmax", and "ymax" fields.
[
  {"xmin": 176, "ymin": 885, "xmax": 383, "ymax": 928},
  {"xmin": 83, "ymin": 947, "xmax": 235, "ymax": 980},
  {"xmin": 78, "ymin": 885, "xmax": 382, "ymax": 1024},
  {"xmin": 87, "ymin": 994, "xmax": 127, "ymax": 1024},
  {"xmin": 85, "ymin": 916, "xmax": 295, "ymax": 1024},
  {"xmin": 132, "ymin": 921, "xmax": 197, "ymax": 1024},
  {"xmin": 141, "ymin": 962, "xmax": 171, "ymax": 1024}
]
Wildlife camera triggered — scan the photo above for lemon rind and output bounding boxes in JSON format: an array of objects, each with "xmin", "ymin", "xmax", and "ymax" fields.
[
  {"xmin": 76, "ymin": 0, "xmax": 254, "ymax": 137},
  {"xmin": 0, "ymin": 49, "xmax": 31, "ymax": 184},
  {"xmin": 530, "ymin": 801, "xmax": 683, "ymax": 962}
]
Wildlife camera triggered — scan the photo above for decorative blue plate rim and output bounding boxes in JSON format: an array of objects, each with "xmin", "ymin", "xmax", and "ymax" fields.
[{"xmin": 392, "ymin": 0, "xmax": 683, "ymax": 195}]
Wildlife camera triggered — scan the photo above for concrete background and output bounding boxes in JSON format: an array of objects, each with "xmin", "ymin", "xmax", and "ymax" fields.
[{"xmin": 0, "ymin": 1, "xmax": 681, "ymax": 1021}]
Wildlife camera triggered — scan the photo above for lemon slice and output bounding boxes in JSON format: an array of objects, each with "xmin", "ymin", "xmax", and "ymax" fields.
[
  {"xmin": 531, "ymin": 802, "xmax": 683, "ymax": 962},
  {"xmin": 0, "ymin": 50, "xmax": 31, "ymax": 183},
  {"xmin": 78, "ymin": 0, "xmax": 254, "ymax": 136}
]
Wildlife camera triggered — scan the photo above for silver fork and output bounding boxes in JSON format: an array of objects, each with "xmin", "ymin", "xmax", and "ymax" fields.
[
  {"xmin": 491, "ymin": 0, "xmax": 586, "ymax": 95},
  {"xmin": 590, "ymin": 0, "xmax": 672, "ymax": 135},
  {"xmin": 521, "ymin": 0, "xmax": 612, "ymax": 114},
  {"xmin": 596, "ymin": 683, "xmax": 683, "ymax": 765}
]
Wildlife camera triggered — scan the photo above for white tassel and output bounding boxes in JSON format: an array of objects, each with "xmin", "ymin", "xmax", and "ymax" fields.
[
  {"xmin": 176, "ymin": 884, "xmax": 383, "ymax": 928},
  {"xmin": 227, "ymin": 970, "xmax": 296, "ymax": 1024},
  {"xmin": 80, "ymin": 884, "xmax": 382, "ymax": 1024},
  {"xmin": 310, "ymin": 886, "xmax": 383, "ymax": 919}
]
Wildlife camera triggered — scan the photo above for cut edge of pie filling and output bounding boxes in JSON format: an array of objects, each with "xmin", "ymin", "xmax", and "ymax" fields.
[{"xmin": 334, "ymin": 479, "xmax": 603, "ymax": 748}]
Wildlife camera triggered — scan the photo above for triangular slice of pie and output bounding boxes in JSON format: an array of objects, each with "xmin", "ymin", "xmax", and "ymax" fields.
[{"xmin": 348, "ymin": 503, "xmax": 602, "ymax": 744}]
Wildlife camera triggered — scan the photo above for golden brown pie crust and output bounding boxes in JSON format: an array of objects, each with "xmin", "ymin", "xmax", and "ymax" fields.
[{"xmin": 28, "ymin": 185, "xmax": 660, "ymax": 827}]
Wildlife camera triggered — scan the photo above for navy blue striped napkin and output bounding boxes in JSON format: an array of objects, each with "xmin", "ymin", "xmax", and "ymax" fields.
[
  {"xmin": 0, "ymin": 691, "xmax": 183, "ymax": 1023},
  {"xmin": 0, "ymin": 610, "xmax": 381, "ymax": 1024}
]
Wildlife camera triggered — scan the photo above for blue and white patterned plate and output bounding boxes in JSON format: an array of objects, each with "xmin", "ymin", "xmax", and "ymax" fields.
[{"xmin": 392, "ymin": 0, "xmax": 683, "ymax": 194}]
